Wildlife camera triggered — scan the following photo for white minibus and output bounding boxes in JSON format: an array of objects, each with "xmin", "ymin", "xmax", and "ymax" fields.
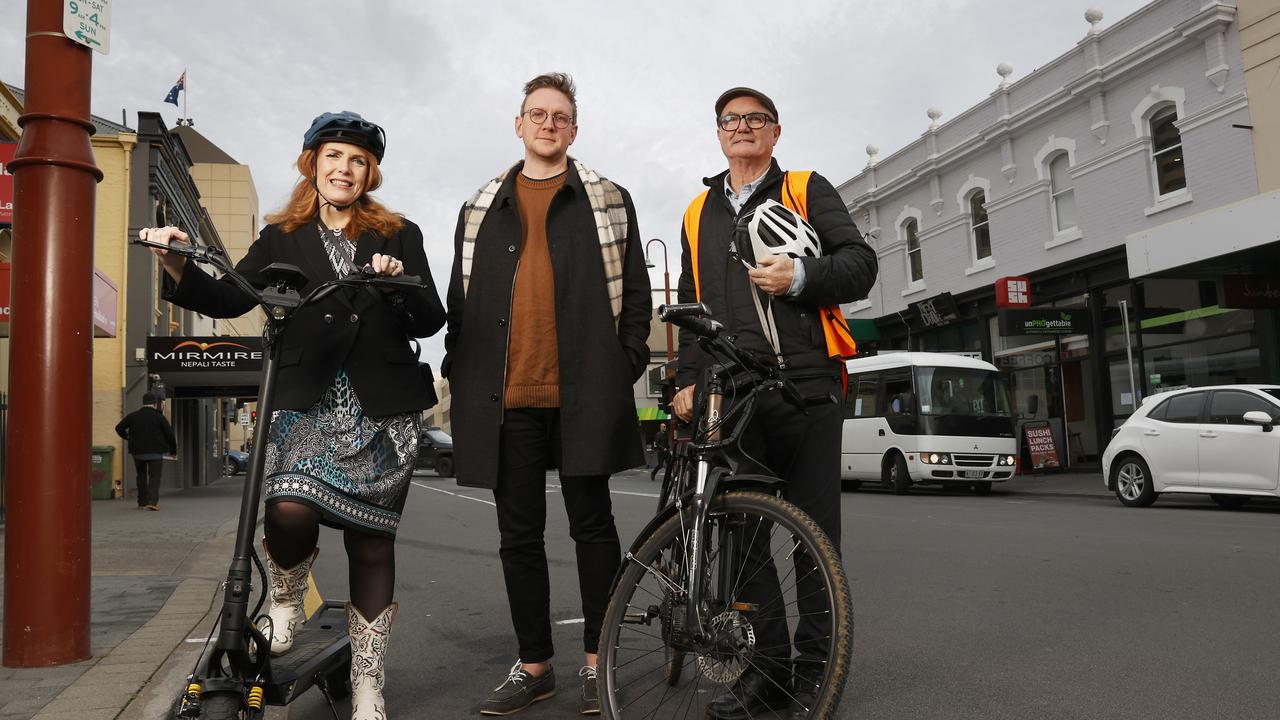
[{"xmin": 841, "ymin": 352, "xmax": 1017, "ymax": 495}]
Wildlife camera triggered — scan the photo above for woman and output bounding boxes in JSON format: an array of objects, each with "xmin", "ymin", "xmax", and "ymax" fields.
[{"xmin": 142, "ymin": 111, "xmax": 444, "ymax": 719}]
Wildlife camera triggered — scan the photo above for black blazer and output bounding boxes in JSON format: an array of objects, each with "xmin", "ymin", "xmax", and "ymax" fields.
[{"xmin": 163, "ymin": 219, "xmax": 446, "ymax": 417}]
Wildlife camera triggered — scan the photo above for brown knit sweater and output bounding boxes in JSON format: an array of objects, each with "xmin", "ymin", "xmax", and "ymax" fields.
[{"xmin": 504, "ymin": 172, "xmax": 566, "ymax": 408}]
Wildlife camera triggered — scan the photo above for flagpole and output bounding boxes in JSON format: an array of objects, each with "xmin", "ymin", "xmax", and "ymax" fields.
[{"xmin": 182, "ymin": 68, "xmax": 187, "ymax": 125}]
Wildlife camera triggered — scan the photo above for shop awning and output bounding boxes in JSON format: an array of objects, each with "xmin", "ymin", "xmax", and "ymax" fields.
[
  {"xmin": 637, "ymin": 406, "xmax": 669, "ymax": 421},
  {"xmin": 1126, "ymin": 191, "xmax": 1280, "ymax": 277},
  {"xmin": 847, "ymin": 318, "xmax": 880, "ymax": 342}
]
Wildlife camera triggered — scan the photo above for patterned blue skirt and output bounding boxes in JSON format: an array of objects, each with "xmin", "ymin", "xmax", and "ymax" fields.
[{"xmin": 263, "ymin": 371, "xmax": 419, "ymax": 537}]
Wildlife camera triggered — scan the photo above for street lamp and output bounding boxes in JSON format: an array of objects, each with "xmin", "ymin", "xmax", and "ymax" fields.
[
  {"xmin": 645, "ymin": 239, "xmax": 676, "ymax": 449},
  {"xmin": 645, "ymin": 238, "xmax": 674, "ymax": 362}
]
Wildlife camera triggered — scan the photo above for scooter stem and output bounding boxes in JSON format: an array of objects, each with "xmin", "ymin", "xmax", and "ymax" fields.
[{"xmin": 215, "ymin": 340, "xmax": 283, "ymax": 659}]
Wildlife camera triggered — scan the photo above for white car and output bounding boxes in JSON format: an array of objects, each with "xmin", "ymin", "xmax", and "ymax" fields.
[{"xmin": 1102, "ymin": 384, "xmax": 1280, "ymax": 508}]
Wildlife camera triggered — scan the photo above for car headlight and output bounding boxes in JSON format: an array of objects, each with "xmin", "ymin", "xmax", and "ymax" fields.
[
  {"xmin": 1002, "ymin": 455, "xmax": 1016, "ymax": 466},
  {"xmin": 921, "ymin": 452, "xmax": 952, "ymax": 465}
]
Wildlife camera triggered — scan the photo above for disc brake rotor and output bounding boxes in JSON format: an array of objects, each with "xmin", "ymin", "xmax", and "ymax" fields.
[{"xmin": 696, "ymin": 610, "xmax": 756, "ymax": 683}]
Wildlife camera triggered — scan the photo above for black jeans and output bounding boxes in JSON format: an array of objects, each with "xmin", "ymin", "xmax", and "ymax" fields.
[
  {"xmin": 133, "ymin": 457, "xmax": 163, "ymax": 506},
  {"xmin": 494, "ymin": 408, "xmax": 621, "ymax": 664},
  {"xmin": 729, "ymin": 376, "xmax": 843, "ymax": 676}
]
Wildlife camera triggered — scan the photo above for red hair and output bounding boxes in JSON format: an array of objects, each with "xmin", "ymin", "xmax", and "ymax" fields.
[{"xmin": 265, "ymin": 147, "xmax": 404, "ymax": 238}]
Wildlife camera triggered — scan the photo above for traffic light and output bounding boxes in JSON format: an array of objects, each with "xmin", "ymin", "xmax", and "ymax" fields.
[{"xmin": 251, "ymin": 410, "xmax": 257, "ymax": 423}]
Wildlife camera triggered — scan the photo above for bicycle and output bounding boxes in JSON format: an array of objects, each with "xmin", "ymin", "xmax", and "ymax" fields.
[
  {"xmin": 598, "ymin": 302, "xmax": 853, "ymax": 720},
  {"xmin": 132, "ymin": 235, "xmax": 426, "ymax": 720}
]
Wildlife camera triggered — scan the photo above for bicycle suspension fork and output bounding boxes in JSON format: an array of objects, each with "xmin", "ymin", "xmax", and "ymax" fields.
[{"xmin": 684, "ymin": 370, "xmax": 726, "ymax": 643}]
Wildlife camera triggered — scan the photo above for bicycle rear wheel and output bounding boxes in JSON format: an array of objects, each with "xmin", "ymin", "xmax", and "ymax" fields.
[{"xmin": 599, "ymin": 491, "xmax": 852, "ymax": 720}]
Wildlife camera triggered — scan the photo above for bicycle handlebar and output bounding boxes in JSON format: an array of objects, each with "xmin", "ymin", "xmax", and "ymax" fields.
[
  {"xmin": 130, "ymin": 236, "xmax": 425, "ymax": 293},
  {"xmin": 657, "ymin": 302, "xmax": 832, "ymax": 414}
]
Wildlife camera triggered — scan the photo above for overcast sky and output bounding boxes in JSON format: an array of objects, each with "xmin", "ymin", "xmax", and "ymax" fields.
[{"xmin": 2, "ymin": 0, "xmax": 1149, "ymax": 365}]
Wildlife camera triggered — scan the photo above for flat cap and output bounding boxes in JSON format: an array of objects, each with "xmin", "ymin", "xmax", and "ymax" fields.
[{"xmin": 715, "ymin": 87, "xmax": 779, "ymax": 121}]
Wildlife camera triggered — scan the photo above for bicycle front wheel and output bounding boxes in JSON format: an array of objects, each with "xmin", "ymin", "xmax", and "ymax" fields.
[{"xmin": 599, "ymin": 491, "xmax": 853, "ymax": 720}]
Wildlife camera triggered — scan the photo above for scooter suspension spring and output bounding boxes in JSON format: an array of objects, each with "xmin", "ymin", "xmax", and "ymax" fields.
[
  {"xmin": 176, "ymin": 678, "xmax": 201, "ymax": 718},
  {"xmin": 246, "ymin": 685, "xmax": 264, "ymax": 711}
]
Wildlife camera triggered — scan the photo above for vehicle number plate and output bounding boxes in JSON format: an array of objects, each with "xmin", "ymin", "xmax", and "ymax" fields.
[{"xmin": 963, "ymin": 470, "xmax": 985, "ymax": 479}]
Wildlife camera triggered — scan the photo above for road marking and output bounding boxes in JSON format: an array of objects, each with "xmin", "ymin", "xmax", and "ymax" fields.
[
  {"xmin": 411, "ymin": 480, "xmax": 497, "ymax": 507},
  {"xmin": 555, "ymin": 618, "xmax": 585, "ymax": 625},
  {"xmin": 546, "ymin": 483, "xmax": 660, "ymax": 500}
]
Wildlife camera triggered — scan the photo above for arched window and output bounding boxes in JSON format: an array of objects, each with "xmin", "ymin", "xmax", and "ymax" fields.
[
  {"xmin": 968, "ymin": 191, "xmax": 991, "ymax": 262},
  {"xmin": 904, "ymin": 219, "xmax": 923, "ymax": 283},
  {"xmin": 1048, "ymin": 152, "xmax": 1077, "ymax": 233},
  {"xmin": 1149, "ymin": 106, "xmax": 1186, "ymax": 197}
]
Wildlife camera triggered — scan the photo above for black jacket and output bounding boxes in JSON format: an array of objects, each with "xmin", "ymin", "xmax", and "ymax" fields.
[
  {"xmin": 676, "ymin": 160, "xmax": 878, "ymax": 388},
  {"xmin": 164, "ymin": 219, "xmax": 446, "ymax": 418},
  {"xmin": 115, "ymin": 407, "xmax": 177, "ymax": 456},
  {"xmin": 443, "ymin": 162, "xmax": 651, "ymax": 489}
]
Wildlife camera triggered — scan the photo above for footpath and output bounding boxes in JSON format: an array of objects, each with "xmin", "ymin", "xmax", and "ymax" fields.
[
  {"xmin": 0, "ymin": 477, "xmax": 248, "ymax": 720},
  {"xmin": 0, "ymin": 469, "xmax": 1112, "ymax": 720}
]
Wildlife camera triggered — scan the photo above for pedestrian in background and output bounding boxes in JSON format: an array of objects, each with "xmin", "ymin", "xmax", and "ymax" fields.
[
  {"xmin": 141, "ymin": 111, "xmax": 445, "ymax": 720},
  {"xmin": 114, "ymin": 391, "xmax": 177, "ymax": 511},
  {"xmin": 442, "ymin": 72, "xmax": 651, "ymax": 715},
  {"xmin": 671, "ymin": 86, "xmax": 878, "ymax": 719},
  {"xmin": 650, "ymin": 422, "xmax": 669, "ymax": 482}
]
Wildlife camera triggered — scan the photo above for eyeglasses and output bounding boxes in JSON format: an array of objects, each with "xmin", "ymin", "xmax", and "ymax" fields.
[
  {"xmin": 718, "ymin": 112, "xmax": 776, "ymax": 132},
  {"xmin": 522, "ymin": 108, "xmax": 574, "ymax": 129}
]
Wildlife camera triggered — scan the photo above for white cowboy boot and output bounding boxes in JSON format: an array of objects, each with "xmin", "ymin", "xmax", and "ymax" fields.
[
  {"xmin": 261, "ymin": 542, "xmax": 318, "ymax": 656},
  {"xmin": 348, "ymin": 602, "xmax": 398, "ymax": 720}
]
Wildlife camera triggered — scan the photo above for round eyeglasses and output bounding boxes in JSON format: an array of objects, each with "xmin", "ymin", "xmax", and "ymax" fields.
[
  {"xmin": 718, "ymin": 112, "xmax": 776, "ymax": 132},
  {"xmin": 523, "ymin": 108, "xmax": 574, "ymax": 129}
]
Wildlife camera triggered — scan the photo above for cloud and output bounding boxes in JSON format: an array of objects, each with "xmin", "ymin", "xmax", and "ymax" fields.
[{"xmin": 1, "ymin": 0, "xmax": 1150, "ymax": 366}]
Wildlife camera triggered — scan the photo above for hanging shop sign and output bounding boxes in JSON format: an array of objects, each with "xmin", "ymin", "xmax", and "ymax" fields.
[
  {"xmin": 147, "ymin": 336, "xmax": 264, "ymax": 373},
  {"xmin": 998, "ymin": 307, "xmax": 1091, "ymax": 336},
  {"xmin": 1022, "ymin": 421, "xmax": 1061, "ymax": 469},
  {"xmin": 92, "ymin": 267, "xmax": 118, "ymax": 337},
  {"xmin": 995, "ymin": 276, "xmax": 1031, "ymax": 307},
  {"xmin": 0, "ymin": 142, "xmax": 15, "ymax": 226},
  {"xmin": 1222, "ymin": 275, "xmax": 1280, "ymax": 308},
  {"xmin": 909, "ymin": 292, "xmax": 959, "ymax": 328}
]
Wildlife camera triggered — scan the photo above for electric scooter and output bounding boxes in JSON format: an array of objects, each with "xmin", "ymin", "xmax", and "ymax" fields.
[{"xmin": 131, "ymin": 236, "xmax": 426, "ymax": 719}]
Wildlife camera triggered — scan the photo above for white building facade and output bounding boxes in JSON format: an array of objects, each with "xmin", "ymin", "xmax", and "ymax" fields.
[{"xmin": 837, "ymin": 1, "xmax": 1278, "ymax": 470}]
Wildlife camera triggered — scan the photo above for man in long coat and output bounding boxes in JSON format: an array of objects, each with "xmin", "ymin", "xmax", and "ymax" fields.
[{"xmin": 442, "ymin": 72, "xmax": 651, "ymax": 716}]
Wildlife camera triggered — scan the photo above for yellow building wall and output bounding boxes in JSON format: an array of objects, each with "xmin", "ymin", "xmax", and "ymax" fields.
[
  {"xmin": 1241, "ymin": 0, "xmax": 1280, "ymax": 191},
  {"xmin": 90, "ymin": 132, "xmax": 137, "ymax": 496},
  {"xmin": 190, "ymin": 161, "xmax": 262, "ymax": 337}
]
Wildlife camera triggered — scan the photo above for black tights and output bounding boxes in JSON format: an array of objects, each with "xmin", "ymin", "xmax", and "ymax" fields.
[{"xmin": 264, "ymin": 500, "xmax": 395, "ymax": 620}]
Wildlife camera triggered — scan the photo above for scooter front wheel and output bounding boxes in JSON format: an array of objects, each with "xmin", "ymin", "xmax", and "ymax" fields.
[{"xmin": 197, "ymin": 692, "xmax": 244, "ymax": 720}]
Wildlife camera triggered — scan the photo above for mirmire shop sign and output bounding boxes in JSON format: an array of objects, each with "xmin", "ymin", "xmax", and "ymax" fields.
[{"xmin": 147, "ymin": 336, "xmax": 263, "ymax": 372}]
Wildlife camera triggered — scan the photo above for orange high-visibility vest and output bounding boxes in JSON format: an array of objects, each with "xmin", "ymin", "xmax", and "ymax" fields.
[{"xmin": 682, "ymin": 171, "xmax": 859, "ymax": 361}]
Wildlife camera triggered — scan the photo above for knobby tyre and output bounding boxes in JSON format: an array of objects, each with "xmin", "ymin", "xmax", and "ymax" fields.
[{"xmin": 599, "ymin": 491, "xmax": 853, "ymax": 720}]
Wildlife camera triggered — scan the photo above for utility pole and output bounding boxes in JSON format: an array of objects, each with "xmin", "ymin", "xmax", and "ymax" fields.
[{"xmin": 3, "ymin": 0, "xmax": 103, "ymax": 667}]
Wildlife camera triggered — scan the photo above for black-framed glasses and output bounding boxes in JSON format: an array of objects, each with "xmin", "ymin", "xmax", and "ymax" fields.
[
  {"xmin": 523, "ymin": 108, "xmax": 574, "ymax": 129},
  {"xmin": 718, "ymin": 112, "xmax": 775, "ymax": 132}
]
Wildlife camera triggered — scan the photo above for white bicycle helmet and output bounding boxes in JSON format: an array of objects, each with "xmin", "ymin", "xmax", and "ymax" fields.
[{"xmin": 742, "ymin": 199, "xmax": 821, "ymax": 266}]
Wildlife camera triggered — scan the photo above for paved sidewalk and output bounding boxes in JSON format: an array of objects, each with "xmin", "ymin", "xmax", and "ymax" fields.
[{"xmin": 0, "ymin": 476, "xmax": 247, "ymax": 720}]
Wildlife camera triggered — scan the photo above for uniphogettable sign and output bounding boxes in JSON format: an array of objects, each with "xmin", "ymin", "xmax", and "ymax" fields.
[
  {"xmin": 998, "ymin": 307, "xmax": 1090, "ymax": 336},
  {"xmin": 147, "ymin": 336, "xmax": 264, "ymax": 372}
]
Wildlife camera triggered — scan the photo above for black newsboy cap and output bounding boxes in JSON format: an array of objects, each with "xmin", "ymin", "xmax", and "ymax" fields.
[{"xmin": 715, "ymin": 87, "xmax": 779, "ymax": 121}]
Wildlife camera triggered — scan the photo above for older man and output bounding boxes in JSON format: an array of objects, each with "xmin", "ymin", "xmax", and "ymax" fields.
[{"xmin": 672, "ymin": 87, "xmax": 878, "ymax": 719}]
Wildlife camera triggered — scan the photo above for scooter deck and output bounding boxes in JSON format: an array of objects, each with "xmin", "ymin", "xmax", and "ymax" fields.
[{"xmin": 263, "ymin": 600, "xmax": 351, "ymax": 705}]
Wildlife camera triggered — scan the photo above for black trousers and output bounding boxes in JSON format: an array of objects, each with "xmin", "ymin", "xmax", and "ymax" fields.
[
  {"xmin": 728, "ymin": 376, "xmax": 843, "ymax": 676},
  {"xmin": 494, "ymin": 408, "xmax": 622, "ymax": 663},
  {"xmin": 133, "ymin": 458, "xmax": 163, "ymax": 507}
]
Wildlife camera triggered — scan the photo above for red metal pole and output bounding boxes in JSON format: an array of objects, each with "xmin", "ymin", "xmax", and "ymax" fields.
[{"xmin": 3, "ymin": 0, "xmax": 101, "ymax": 667}]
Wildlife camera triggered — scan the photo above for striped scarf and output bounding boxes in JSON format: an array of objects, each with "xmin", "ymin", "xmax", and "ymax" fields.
[{"xmin": 460, "ymin": 159, "xmax": 629, "ymax": 325}]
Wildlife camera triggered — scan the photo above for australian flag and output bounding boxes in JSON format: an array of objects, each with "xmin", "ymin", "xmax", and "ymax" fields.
[{"xmin": 163, "ymin": 72, "xmax": 185, "ymax": 106}]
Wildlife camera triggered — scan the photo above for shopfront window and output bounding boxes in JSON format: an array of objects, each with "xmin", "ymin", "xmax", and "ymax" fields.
[{"xmin": 1143, "ymin": 334, "xmax": 1263, "ymax": 392}]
